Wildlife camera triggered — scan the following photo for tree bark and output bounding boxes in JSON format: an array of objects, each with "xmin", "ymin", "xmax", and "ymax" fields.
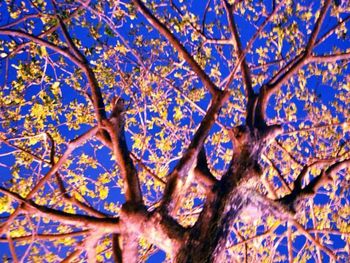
[{"xmin": 175, "ymin": 134, "xmax": 261, "ymax": 262}]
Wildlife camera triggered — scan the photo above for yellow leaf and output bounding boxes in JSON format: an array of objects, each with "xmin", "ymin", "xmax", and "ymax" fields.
[
  {"xmin": 284, "ymin": 142, "xmax": 292, "ymax": 152},
  {"xmin": 51, "ymin": 82, "xmax": 61, "ymax": 96},
  {"xmin": 174, "ymin": 106, "xmax": 183, "ymax": 121},
  {"xmin": 99, "ymin": 185, "xmax": 109, "ymax": 200},
  {"xmin": 105, "ymin": 251, "xmax": 112, "ymax": 259},
  {"xmin": 40, "ymin": 46, "xmax": 47, "ymax": 57}
]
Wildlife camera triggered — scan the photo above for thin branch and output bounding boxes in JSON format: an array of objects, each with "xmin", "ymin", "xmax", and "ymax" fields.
[
  {"xmin": 97, "ymin": 130, "xmax": 166, "ymax": 185},
  {"xmin": 229, "ymin": 224, "xmax": 279, "ymax": 248},
  {"xmin": 291, "ymin": 219, "xmax": 337, "ymax": 261},
  {"xmin": 311, "ymin": 52, "xmax": 350, "ymax": 63},
  {"xmin": 305, "ymin": 1, "xmax": 331, "ymax": 56},
  {"xmin": 130, "ymin": 152, "xmax": 166, "ymax": 185},
  {"xmin": 221, "ymin": 0, "xmax": 286, "ymax": 93},
  {"xmin": 52, "ymin": 4, "xmax": 85, "ymax": 62},
  {"xmin": 255, "ymin": 0, "xmax": 332, "ymax": 126},
  {"xmin": 201, "ymin": 0, "xmax": 212, "ymax": 34},
  {"xmin": 273, "ymin": 139, "xmax": 301, "ymax": 165},
  {"xmin": 281, "ymin": 120, "xmax": 350, "ymax": 136},
  {"xmin": 55, "ymin": 173, "xmax": 108, "ymax": 218},
  {"xmin": 45, "ymin": 132, "xmax": 55, "ymax": 165},
  {"xmin": 0, "ymin": 187, "xmax": 121, "ymax": 232},
  {"xmin": 231, "ymin": 227, "xmax": 248, "ymax": 263},
  {"xmin": 309, "ymin": 200, "xmax": 322, "ymax": 262},
  {"xmin": 262, "ymin": 153, "xmax": 292, "ymax": 193},
  {"xmin": 0, "ymin": 137, "xmax": 50, "ymax": 165},
  {"xmin": 287, "ymin": 222, "xmax": 293, "ymax": 263},
  {"xmin": 0, "ymin": 230, "xmax": 90, "ymax": 243},
  {"xmin": 76, "ymin": 0, "xmax": 146, "ymax": 68},
  {"xmin": 0, "ymin": 14, "xmax": 40, "ymax": 30},
  {"xmin": 7, "ymin": 233, "xmax": 19, "ymax": 263},
  {"xmin": 204, "ymin": 38, "xmax": 232, "ymax": 45},
  {"xmin": 314, "ymin": 14, "xmax": 350, "ymax": 47},
  {"xmin": 29, "ymin": 127, "xmax": 98, "ymax": 198},
  {"xmin": 307, "ymin": 228, "xmax": 350, "ymax": 236},
  {"xmin": 61, "ymin": 239, "xmax": 85, "ymax": 263},
  {"xmin": 0, "ymin": 127, "xmax": 98, "ymax": 236},
  {"xmin": 222, "ymin": 0, "xmax": 254, "ymax": 126},
  {"xmin": 132, "ymin": 0, "xmax": 221, "ymax": 96},
  {"xmin": 0, "ymin": 22, "xmax": 107, "ymax": 123}
]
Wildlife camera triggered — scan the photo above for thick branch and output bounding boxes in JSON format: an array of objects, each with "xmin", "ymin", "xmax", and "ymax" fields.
[
  {"xmin": 223, "ymin": 0, "xmax": 254, "ymax": 127},
  {"xmin": 132, "ymin": 0, "xmax": 220, "ymax": 96},
  {"xmin": 120, "ymin": 204, "xmax": 186, "ymax": 257},
  {"xmin": 193, "ymin": 147, "xmax": 218, "ymax": 194},
  {"xmin": 1, "ymin": 186, "xmax": 187, "ymax": 261},
  {"xmin": 161, "ymin": 91, "xmax": 229, "ymax": 214},
  {"xmin": 101, "ymin": 99, "xmax": 143, "ymax": 262},
  {"xmin": 279, "ymin": 158, "xmax": 350, "ymax": 212},
  {"xmin": 102, "ymin": 99, "xmax": 143, "ymax": 203},
  {"xmin": 112, "ymin": 234, "xmax": 123, "ymax": 263},
  {"xmin": 0, "ymin": 187, "xmax": 121, "ymax": 232}
]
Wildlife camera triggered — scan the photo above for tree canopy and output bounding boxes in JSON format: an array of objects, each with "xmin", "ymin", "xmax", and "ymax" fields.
[{"xmin": 0, "ymin": 0, "xmax": 349, "ymax": 262}]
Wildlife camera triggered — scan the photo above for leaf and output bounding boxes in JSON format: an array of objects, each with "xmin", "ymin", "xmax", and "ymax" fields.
[
  {"xmin": 174, "ymin": 106, "xmax": 183, "ymax": 121},
  {"xmin": 40, "ymin": 46, "xmax": 47, "ymax": 57},
  {"xmin": 99, "ymin": 185, "xmax": 109, "ymax": 200},
  {"xmin": 51, "ymin": 82, "xmax": 61, "ymax": 96},
  {"xmin": 115, "ymin": 43, "xmax": 128, "ymax": 55},
  {"xmin": 105, "ymin": 251, "xmax": 112, "ymax": 259}
]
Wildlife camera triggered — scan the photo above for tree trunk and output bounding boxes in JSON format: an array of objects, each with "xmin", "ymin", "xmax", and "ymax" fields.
[{"xmin": 175, "ymin": 142, "xmax": 259, "ymax": 262}]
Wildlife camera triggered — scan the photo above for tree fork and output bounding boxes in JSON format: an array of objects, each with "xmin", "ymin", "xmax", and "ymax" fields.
[{"xmin": 175, "ymin": 128, "xmax": 262, "ymax": 262}]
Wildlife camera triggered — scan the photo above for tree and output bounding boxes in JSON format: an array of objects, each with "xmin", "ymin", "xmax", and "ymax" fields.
[{"xmin": 0, "ymin": 0, "xmax": 349, "ymax": 261}]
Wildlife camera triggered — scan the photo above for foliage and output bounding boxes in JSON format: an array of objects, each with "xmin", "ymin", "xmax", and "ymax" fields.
[{"xmin": 0, "ymin": 0, "xmax": 349, "ymax": 262}]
